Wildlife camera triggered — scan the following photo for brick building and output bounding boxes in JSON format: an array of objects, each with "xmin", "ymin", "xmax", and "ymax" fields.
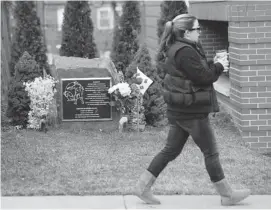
[{"xmin": 140, "ymin": 0, "xmax": 271, "ymax": 152}]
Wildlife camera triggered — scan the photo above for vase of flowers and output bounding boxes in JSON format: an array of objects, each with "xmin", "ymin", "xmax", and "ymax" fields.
[
  {"xmin": 108, "ymin": 68, "xmax": 153, "ymax": 132},
  {"xmin": 108, "ymin": 75, "xmax": 145, "ymax": 131}
]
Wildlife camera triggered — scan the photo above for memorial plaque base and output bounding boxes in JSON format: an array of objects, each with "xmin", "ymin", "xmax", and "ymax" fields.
[
  {"xmin": 51, "ymin": 56, "xmax": 121, "ymax": 132},
  {"xmin": 60, "ymin": 108, "xmax": 121, "ymax": 132}
]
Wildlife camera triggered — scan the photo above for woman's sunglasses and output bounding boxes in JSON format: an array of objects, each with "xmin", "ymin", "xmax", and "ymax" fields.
[{"xmin": 189, "ymin": 27, "xmax": 201, "ymax": 32}]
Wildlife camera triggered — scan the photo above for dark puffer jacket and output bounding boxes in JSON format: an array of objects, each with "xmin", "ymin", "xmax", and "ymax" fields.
[{"xmin": 161, "ymin": 38, "xmax": 224, "ymax": 118}]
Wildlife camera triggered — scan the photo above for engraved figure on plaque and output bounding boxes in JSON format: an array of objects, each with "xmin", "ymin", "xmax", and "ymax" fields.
[{"xmin": 63, "ymin": 81, "xmax": 84, "ymax": 105}]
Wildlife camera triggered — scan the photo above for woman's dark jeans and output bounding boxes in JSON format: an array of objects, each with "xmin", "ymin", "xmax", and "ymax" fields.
[{"xmin": 147, "ymin": 117, "xmax": 225, "ymax": 183}]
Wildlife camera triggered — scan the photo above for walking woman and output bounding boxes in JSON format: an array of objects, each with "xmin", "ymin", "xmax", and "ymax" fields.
[{"xmin": 135, "ymin": 14, "xmax": 250, "ymax": 206}]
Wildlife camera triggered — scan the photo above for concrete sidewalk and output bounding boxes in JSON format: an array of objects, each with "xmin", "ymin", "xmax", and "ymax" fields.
[{"xmin": 1, "ymin": 195, "xmax": 271, "ymax": 209}]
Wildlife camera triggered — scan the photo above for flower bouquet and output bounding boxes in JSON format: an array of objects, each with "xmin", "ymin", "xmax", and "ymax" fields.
[
  {"xmin": 108, "ymin": 68, "xmax": 153, "ymax": 132},
  {"xmin": 108, "ymin": 73, "xmax": 145, "ymax": 132},
  {"xmin": 108, "ymin": 81, "xmax": 141, "ymax": 115},
  {"xmin": 24, "ymin": 75, "xmax": 58, "ymax": 130}
]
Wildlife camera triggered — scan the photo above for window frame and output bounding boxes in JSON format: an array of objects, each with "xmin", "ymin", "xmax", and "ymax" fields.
[{"xmin": 97, "ymin": 7, "xmax": 114, "ymax": 30}]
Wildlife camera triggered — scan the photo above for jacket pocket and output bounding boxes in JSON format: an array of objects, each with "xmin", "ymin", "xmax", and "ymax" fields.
[
  {"xmin": 163, "ymin": 90, "xmax": 211, "ymax": 106},
  {"xmin": 163, "ymin": 90, "xmax": 193, "ymax": 106},
  {"xmin": 192, "ymin": 91, "xmax": 211, "ymax": 105}
]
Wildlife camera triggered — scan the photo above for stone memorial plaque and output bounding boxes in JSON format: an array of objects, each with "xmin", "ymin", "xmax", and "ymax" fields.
[{"xmin": 61, "ymin": 77, "xmax": 112, "ymax": 121}]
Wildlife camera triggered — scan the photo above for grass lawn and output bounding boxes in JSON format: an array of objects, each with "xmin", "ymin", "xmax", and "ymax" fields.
[{"xmin": 1, "ymin": 110, "xmax": 271, "ymax": 196}]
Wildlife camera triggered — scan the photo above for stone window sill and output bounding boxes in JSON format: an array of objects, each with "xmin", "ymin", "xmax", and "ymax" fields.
[{"xmin": 214, "ymin": 73, "xmax": 230, "ymax": 97}]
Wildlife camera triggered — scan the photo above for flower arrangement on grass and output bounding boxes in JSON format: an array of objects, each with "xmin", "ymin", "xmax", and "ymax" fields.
[
  {"xmin": 108, "ymin": 68, "xmax": 153, "ymax": 131},
  {"xmin": 108, "ymin": 79, "xmax": 141, "ymax": 115},
  {"xmin": 24, "ymin": 75, "xmax": 58, "ymax": 130}
]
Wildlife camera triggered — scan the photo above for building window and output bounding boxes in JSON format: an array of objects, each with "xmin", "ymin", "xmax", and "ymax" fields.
[
  {"xmin": 57, "ymin": 8, "xmax": 64, "ymax": 31},
  {"xmin": 97, "ymin": 7, "xmax": 113, "ymax": 30}
]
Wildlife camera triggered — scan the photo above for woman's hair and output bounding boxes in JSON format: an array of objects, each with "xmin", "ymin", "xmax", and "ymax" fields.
[{"xmin": 158, "ymin": 14, "xmax": 197, "ymax": 58}]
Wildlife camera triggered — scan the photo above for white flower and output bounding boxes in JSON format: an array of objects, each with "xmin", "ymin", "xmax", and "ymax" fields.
[
  {"xmin": 118, "ymin": 82, "xmax": 131, "ymax": 97},
  {"xmin": 108, "ymin": 82, "xmax": 131, "ymax": 97},
  {"xmin": 108, "ymin": 85, "xmax": 118, "ymax": 94}
]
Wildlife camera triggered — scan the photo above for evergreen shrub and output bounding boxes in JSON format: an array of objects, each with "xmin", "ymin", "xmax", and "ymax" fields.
[
  {"xmin": 7, "ymin": 52, "xmax": 41, "ymax": 127},
  {"xmin": 10, "ymin": 1, "xmax": 49, "ymax": 76},
  {"xmin": 60, "ymin": 1, "xmax": 98, "ymax": 58},
  {"xmin": 126, "ymin": 44, "xmax": 167, "ymax": 126},
  {"xmin": 111, "ymin": 1, "xmax": 141, "ymax": 75}
]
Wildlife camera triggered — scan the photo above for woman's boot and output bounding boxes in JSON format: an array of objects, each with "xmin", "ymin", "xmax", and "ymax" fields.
[
  {"xmin": 213, "ymin": 178, "xmax": 251, "ymax": 206},
  {"xmin": 135, "ymin": 170, "xmax": 161, "ymax": 204}
]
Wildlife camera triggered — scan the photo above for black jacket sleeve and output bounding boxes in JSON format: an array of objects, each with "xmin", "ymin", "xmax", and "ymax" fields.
[{"xmin": 175, "ymin": 46, "xmax": 224, "ymax": 85}]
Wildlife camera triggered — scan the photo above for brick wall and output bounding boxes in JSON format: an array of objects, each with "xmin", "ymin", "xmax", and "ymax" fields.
[
  {"xmin": 199, "ymin": 20, "xmax": 228, "ymax": 61},
  {"xmin": 228, "ymin": 2, "xmax": 271, "ymax": 152}
]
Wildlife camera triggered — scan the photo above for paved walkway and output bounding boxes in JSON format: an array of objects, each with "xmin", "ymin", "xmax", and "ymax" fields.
[{"xmin": 1, "ymin": 195, "xmax": 271, "ymax": 209}]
